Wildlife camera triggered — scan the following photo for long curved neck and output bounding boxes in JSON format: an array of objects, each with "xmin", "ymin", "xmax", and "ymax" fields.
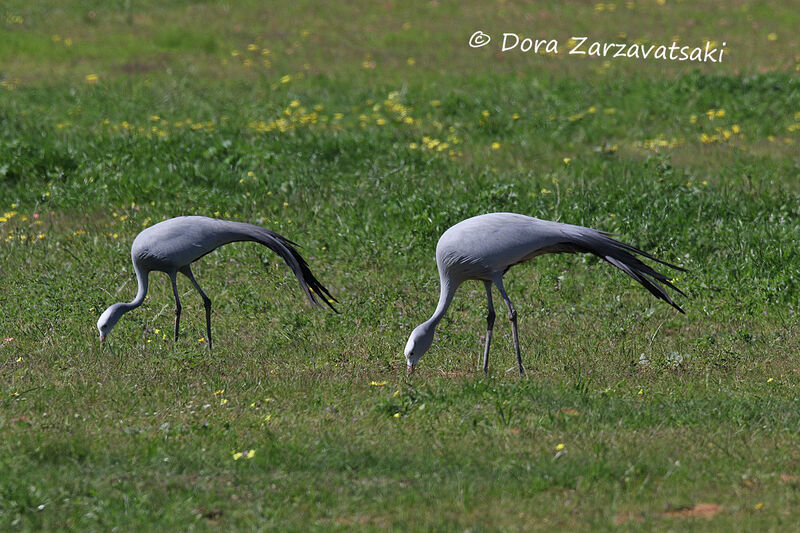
[
  {"xmin": 122, "ymin": 263, "xmax": 149, "ymax": 311},
  {"xmin": 422, "ymin": 274, "xmax": 458, "ymax": 330}
]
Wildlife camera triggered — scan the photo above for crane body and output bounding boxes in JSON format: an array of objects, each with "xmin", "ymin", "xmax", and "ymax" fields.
[
  {"xmin": 97, "ymin": 216, "xmax": 336, "ymax": 349},
  {"xmin": 405, "ymin": 213, "xmax": 685, "ymax": 375}
]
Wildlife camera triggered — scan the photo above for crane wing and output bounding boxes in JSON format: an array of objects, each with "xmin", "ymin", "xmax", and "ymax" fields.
[{"xmin": 551, "ymin": 225, "xmax": 685, "ymax": 313}]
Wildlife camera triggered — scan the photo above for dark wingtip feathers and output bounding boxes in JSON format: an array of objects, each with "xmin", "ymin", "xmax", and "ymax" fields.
[
  {"xmin": 247, "ymin": 225, "xmax": 338, "ymax": 313},
  {"xmin": 295, "ymin": 250, "xmax": 339, "ymax": 313},
  {"xmin": 569, "ymin": 228, "xmax": 686, "ymax": 314},
  {"xmin": 271, "ymin": 233, "xmax": 339, "ymax": 313}
]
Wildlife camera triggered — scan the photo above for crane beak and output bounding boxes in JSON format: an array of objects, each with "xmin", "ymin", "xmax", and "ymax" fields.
[
  {"xmin": 406, "ymin": 363, "xmax": 415, "ymax": 376},
  {"xmin": 100, "ymin": 335, "xmax": 105, "ymax": 346}
]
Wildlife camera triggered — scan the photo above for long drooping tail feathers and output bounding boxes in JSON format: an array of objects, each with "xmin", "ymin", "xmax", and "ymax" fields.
[
  {"xmin": 242, "ymin": 224, "xmax": 338, "ymax": 313},
  {"xmin": 563, "ymin": 226, "xmax": 686, "ymax": 313}
]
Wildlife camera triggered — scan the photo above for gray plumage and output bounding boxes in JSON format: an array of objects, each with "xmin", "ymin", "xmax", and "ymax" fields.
[
  {"xmin": 97, "ymin": 216, "xmax": 336, "ymax": 348},
  {"xmin": 404, "ymin": 212, "xmax": 685, "ymax": 375}
]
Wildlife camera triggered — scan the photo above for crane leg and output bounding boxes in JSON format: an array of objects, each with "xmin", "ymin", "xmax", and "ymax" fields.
[
  {"xmin": 482, "ymin": 280, "xmax": 495, "ymax": 374},
  {"xmin": 181, "ymin": 266, "xmax": 213, "ymax": 352},
  {"xmin": 494, "ymin": 277, "xmax": 525, "ymax": 376},
  {"xmin": 170, "ymin": 273, "xmax": 182, "ymax": 342}
]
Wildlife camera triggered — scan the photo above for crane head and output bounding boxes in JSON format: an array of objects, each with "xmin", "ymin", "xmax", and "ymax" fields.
[
  {"xmin": 404, "ymin": 323, "xmax": 435, "ymax": 375},
  {"xmin": 97, "ymin": 303, "xmax": 125, "ymax": 343}
]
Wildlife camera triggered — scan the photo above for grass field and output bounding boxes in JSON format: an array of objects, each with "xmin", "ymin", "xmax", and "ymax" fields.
[{"xmin": 2, "ymin": 0, "xmax": 800, "ymax": 530}]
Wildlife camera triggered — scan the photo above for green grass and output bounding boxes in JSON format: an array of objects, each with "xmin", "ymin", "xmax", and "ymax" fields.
[{"xmin": 2, "ymin": 1, "xmax": 800, "ymax": 530}]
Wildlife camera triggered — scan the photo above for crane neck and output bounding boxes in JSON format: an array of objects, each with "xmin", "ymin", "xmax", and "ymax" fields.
[
  {"xmin": 125, "ymin": 263, "xmax": 149, "ymax": 310},
  {"xmin": 423, "ymin": 275, "xmax": 458, "ymax": 330}
]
